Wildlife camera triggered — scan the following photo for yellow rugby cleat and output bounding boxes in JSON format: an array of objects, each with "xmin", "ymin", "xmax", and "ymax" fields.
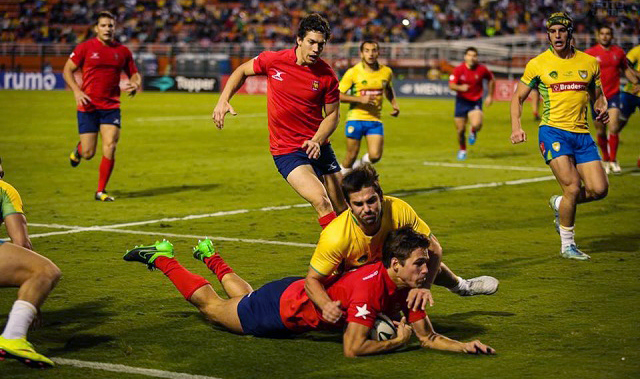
[{"xmin": 0, "ymin": 336, "xmax": 54, "ymax": 368}]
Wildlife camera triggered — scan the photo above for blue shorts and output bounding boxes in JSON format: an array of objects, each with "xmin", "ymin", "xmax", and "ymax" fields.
[
  {"xmin": 454, "ymin": 97, "xmax": 482, "ymax": 117},
  {"xmin": 77, "ymin": 109, "xmax": 121, "ymax": 134},
  {"xmin": 273, "ymin": 144, "xmax": 340, "ymax": 180},
  {"xmin": 237, "ymin": 276, "xmax": 302, "ymax": 337},
  {"xmin": 345, "ymin": 120, "xmax": 384, "ymax": 140},
  {"xmin": 538, "ymin": 126, "xmax": 600, "ymax": 165},
  {"xmin": 620, "ymin": 92, "xmax": 640, "ymax": 120},
  {"xmin": 591, "ymin": 92, "xmax": 620, "ymax": 119}
]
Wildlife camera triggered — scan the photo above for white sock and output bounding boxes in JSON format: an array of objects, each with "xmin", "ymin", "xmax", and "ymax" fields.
[
  {"xmin": 554, "ymin": 196, "xmax": 562, "ymax": 210},
  {"xmin": 449, "ymin": 276, "xmax": 468, "ymax": 293},
  {"xmin": 1, "ymin": 300, "xmax": 37, "ymax": 339},
  {"xmin": 362, "ymin": 153, "xmax": 371, "ymax": 164},
  {"xmin": 559, "ymin": 225, "xmax": 575, "ymax": 249},
  {"xmin": 340, "ymin": 165, "xmax": 352, "ymax": 175},
  {"xmin": 352, "ymin": 159, "xmax": 363, "ymax": 169}
]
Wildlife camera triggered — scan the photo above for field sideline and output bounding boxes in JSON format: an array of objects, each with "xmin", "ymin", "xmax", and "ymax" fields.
[{"xmin": 1, "ymin": 91, "xmax": 639, "ymax": 378}]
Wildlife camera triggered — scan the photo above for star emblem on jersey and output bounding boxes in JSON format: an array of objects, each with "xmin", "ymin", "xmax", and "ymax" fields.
[
  {"xmin": 355, "ymin": 304, "xmax": 370, "ymax": 319},
  {"xmin": 271, "ymin": 69, "xmax": 284, "ymax": 81},
  {"xmin": 549, "ymin": 71, "xmax": 558, "ymax": 79},
  {"xmin": 312, "ymin": 80, "xmax": 319, "ymax": 91},
  {"xmin": 579, "ymin": 70, "xmax": 588, "ymax": 79}
]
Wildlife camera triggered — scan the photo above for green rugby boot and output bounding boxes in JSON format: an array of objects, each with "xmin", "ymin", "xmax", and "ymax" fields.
[
  {"xmin": 193, "ymin": 238, "xmax": 216, "ymax": 262},
  {"xmin": 0, "ymin": 336, "xmax": 54, "ymax": 369},
  {"xmin": 123, "ymin": 240, "xmax": 174, "ymax": 269}
]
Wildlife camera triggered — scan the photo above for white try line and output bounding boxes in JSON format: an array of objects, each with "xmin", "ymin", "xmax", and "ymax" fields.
[
  {"xmin": 135, "ymin": 113, "xmax": 267, "ymax": 122},
  {"xmin": 53, "ymin": 358, "xmax": 222, "ymax": 379},
  {"xmin": 423, "ymin": 161, "xmax": 550, "ymax": 172}
]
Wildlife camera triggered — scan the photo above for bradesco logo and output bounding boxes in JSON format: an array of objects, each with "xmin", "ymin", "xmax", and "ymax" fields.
[
  {"xmin": 175, "ymin": 76, "xmax": 217, "ymax": 93},
  {"xmin": 550, "ymin": 82, "xmax": 587, "ymax": 92}
]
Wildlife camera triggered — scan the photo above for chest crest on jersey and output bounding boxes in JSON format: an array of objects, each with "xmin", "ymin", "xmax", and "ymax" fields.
[
  {"xmin": 579, "ymin": 70, "xmax": 588, "ymax": 79},
  {"xmin": 271, "ymin": 69, "xmax": 284, "ymax": 81},
  {"xmin": 312, "ymin": 80, "xmax": 319, "ymax": 91},
  {"xmin": 90, "ymin": 52, "xmax": 100, "ymax": 59}
]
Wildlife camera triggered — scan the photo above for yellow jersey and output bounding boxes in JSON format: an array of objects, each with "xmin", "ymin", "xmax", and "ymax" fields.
[
  {"xmin": 521, "ymin": 48, "xmax": 601, "ymax": 133},
  {"xmin": 339, "ymin": 62, "xmax": 394, "ymax": 122},
  {"xmin": 0, "ymin": 180, "xmax": 24, "ymax": 222},
  {"xmin": 310, "ymin": 196, "xmax": 431, "ymax": 276},
  {"xmin": 623, "ymin": 45, "xmax": 640, "ymax": 96}
]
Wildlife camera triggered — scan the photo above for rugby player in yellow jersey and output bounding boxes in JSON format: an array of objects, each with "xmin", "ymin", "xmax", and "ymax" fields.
[
  {"xmin": 305, "ymin": 164, "xmax": 499, "ymax": 323},
  {"xmin": 510, "ymin": 12, "xmax": 609, "ymax": 261},
  {"xmin": 619, "ymin": 44, "xmax": 640, "ymax": 168},
  {"xmin": 0, "ymin": 159, "xmax": 61, "ymax": 368},
  {"xmin": 338, "ymin": 41, "xmax": 400, "ymax": 173}
]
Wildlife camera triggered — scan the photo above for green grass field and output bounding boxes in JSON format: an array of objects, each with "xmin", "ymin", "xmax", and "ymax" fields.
[{"xmin": 1, "ymin": 90, "xmax": 639, "ymax": 378}]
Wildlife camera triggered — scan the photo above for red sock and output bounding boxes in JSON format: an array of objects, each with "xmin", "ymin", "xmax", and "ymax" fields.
[
  {"xmin": 597, "ymin": 135, "xmax": 609, "ymax": 161},
  {"xmin": 608, "ymin": 134, "xmax": 619, "ymax": 162},
  {"xmin": 459, "ymin": 141, "xmax": 466, "ymax": 151},
  {"xmin": 318, "ymin": 211, "xmax": 337, "ymax": 229},
  {"xmin": 204, "ymin": 254, "xmax": 234, "ymax": 283},
  {"xmin": 471, "ymin": 127, "xmax": 477, "ymax": 134},
  {"xmin": 77, "ymin": 141, "xmax": 82, "ymax": 153},
  {"xmin": 97, "ymin": 157, "xmax": 115, "ymax": 192},
  {"xmin": 154, "ymin": 256, "xmax": 210, "ymax": 299}
]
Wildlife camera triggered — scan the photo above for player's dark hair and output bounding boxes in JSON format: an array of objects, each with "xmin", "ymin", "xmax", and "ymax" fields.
[
  {"xmin": 382, "ymin": 226, "xmax": 430, "ymax": 268},
  {"xmin": 94, "ymin": 11, "xmax": 116, "ymax": 25},
  {"xmin": 341, "ymin": 163, "xmax": 383, "ymax": 203},
  {"xmin": 360, "ymin": 40, "xmax": 379, "ymax": 52},
  {"xmin": 597, "ymin": 25, "xmax": 613, "ymax": 35},
  {"xmin": 296, "ymin": 13, "xmax": 331, "ymax": 42},
  {"xmin": 465, "ymin": 47, "xmax": 478, "ymax": 55}
]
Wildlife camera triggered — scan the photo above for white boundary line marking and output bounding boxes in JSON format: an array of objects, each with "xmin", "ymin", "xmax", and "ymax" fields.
[
  {"xmin": 53, "ymin": 358, "xmax": 222, "ymax": 379},
  {"xmin": 423, "ymin": 161, "xmax": 549, "ymax": 172}
]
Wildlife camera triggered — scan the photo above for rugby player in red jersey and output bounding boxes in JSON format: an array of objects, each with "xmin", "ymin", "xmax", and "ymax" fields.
[
  {"xmin": 585, "ymin": 26, "xmax": 640, "ymax": 174},
  {"xmin": 448, "ymin": 47, "xmax": 495, "ymax": 160},
  {"xmin": 123, "ymin": 227, "xmax": 495, "ymax": 357},
  {"xmin": 212, "ymin": 14, "xmax": 346, "ymax": 229},
  {"xmin": 63, "ymin": 11, "xmax": 141, "ymax": 201}
]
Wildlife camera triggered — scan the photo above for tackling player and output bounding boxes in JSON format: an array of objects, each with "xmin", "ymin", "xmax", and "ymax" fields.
[
  {"xmin": 448, "ymin": 47, "xmax": 495, "ymax": 160},
  {"xmin": 123, "ymin": 229, "xmax": 495, "ymax": 357},
  {"xmin": 338, "ymin": 41, "xmax": 399, "ymax": 173},
  {"xmin": 212, "ymin": 14, "xmax": 346, "ymax": 229},
  {"xmin": 0, "ymin": 159, "xmax": 61, "ymax": 368},
  {"xmin": 619, "ymin": 44, "xmax": 640, "ymax": 169},
  {"xmin": 304, "ymin": 164, "xmax": 499, "ymax": 323},
  {"xmin": 63, "ymin": 11, "xmax": 141, "ymax": 202},
  {"xmin": 585, "ymin": 26, "xmax": 640, "ymax": 174},
  {"xmin": 510, "ymin": 12, "xmax": 609, "ymax": 260}
]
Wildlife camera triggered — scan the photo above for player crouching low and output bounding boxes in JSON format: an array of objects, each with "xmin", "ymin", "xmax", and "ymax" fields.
[{"xmin": 123, "ymin": 228, "xmax": 494, "ymax": 357}]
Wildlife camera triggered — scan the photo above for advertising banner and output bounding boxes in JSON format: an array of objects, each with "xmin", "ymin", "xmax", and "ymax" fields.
[
  {"xmin": 0, "ymin": 72, "xmax": 65, "ymax": 90},
  {"xmin": 393, "ymin": 80, "xmax": 457, "ymax": 98},
  {"xmin": 144, "ymin": 75, "xmax": 219, "ymax": 93}
]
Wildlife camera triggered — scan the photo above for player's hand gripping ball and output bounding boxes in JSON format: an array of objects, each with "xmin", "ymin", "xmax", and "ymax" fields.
[{"xmin": 368, "ymin": 314, "xmax": 397, "ymax": 341}]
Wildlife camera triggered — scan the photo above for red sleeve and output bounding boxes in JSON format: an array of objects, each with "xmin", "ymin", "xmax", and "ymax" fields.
[
  {"xmin": 346, "ymin": 302, "xmax": 377, "ymax": 328},
  {"xmin": 448, "ymin": 67, "xmax": 460, "ymax": 84},
  {"xmin": 585, "ymin": 47, "xmax": 596, "ymax": 57},
  {"xmin": 70, "ymin": 43, "xmax": 85, "ymax": 67},
  {"xmin": 324, "ymin": 71, "xmax": 339, "ymax": 104},
  {"xmin": 124, "ymin": 48, "xmax": 138, "ymax": 77},
  {"xmin": 618, "ymin": 48, "xmax": 629, "ymax": 70},
  {"xmin": 253, "ymin": 51, "xmax": 271, "ymax": 75},
  {"xmin": 484, "ymin": 66, "xmax": 494, "ymax": 80}
]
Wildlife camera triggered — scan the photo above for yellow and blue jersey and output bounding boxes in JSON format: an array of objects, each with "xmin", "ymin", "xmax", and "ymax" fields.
[
  {"xmin": 310, "ymin": 196, "xmax": 431, "ymax": 276},
  {"xmin": 521, "ymin": 48, "xmax": 601, "ymax": 133},
  {"xmin": 339, "ymin": 63, "xmax": 394, "ymax": 122},
  {"xmin": 623, "ymin": 45, "xmax": 640, "ymax": 96},
  {"xmin": 0, "ymin": 180, "xmax": 24, "ymax": 222}
]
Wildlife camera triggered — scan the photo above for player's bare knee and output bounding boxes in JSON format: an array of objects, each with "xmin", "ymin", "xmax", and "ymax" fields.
[
  {"xmin": 82, "ymin": 149, "xmax": 96, "ymax": 160},
  {"xmin": 311, "ymin": 195, "xmax": 333, "ymax": 214},
  {"xmin": 588, "ymin": 184, "xmax": 608, "ymax": 200},
  {"xmin": 562, "ymin": 184, "xmax": 581, "ymax": 201},
  {"xmin": 368, "ymin": 152, "xmax": 382, "ymax": 163},
  {"xmin": 41, "ymin": 261, "xmax": 62, "ymax": 288}
]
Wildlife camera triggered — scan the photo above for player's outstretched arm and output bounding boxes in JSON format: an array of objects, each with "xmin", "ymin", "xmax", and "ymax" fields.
[
  {"xmin": 339, "ymin": 93, "xmax": 376, "ymax": 105},
  {"xmin": 623, "ymin": 66, "xmax": 640, "ymax": 86},
  {"xmin": 63, "ymin": 59, "xmax": 91, "ymax": 106},
  {"xmin": 343, "ymin": 317, "xmax": 412, "ymax": 357},
  {"xmin": 302, "ymin": 101, "xmax": 340, "ymax": 159},
  {"xmin": 4, "ymin": 213, "xmax": 32, "ymax": 250},
  {"xmin": 484, "ymin": 78, "xmax": 496, "ymax": 107},
  {"xmin": 590, "ymin": 85, "xmax": 609, "ymax": 124},
  {"xmin": 449, "ymin": 82, "xmax": 469, "ymax": 92},
  {"xmin": 510, "ymin": 81, "xmax": 532, "ymax": 144},
  {"xmin": 212, "ymin": 59, "xmax": 256, "ymax": 129},
  {"xmin": 304, "ymin": 267, "xmax": 344, "ymax": 323},
  {"xmin": 412, "ymin": 316, "xmax": 495, "ymax": 354}
]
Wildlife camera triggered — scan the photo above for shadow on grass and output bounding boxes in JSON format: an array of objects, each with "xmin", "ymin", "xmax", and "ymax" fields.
[
  {"xmin": 475, "ymin": 150, "xmax": 529, "ymax": 159},
  {"xmin": 582, "ymin": 233, "xmax": 640, "ymax": 254},
  {"xmin": 112, "ymin": 183, "xmax": 219, "ymax": 199}
]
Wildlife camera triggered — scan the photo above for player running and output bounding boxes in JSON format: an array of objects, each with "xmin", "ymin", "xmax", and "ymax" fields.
[
  {"xmin": 0, "ymin": 159, "xmax": 61, "ymax": 368},
  {"xmin": 448, "ymin": 47, "xmax": 495, "ymax": 160},
  {"xmin": 338, "ymin": 40, "xmax": 399, "ymax": 173},
  {"xmin": 63, "ymin": 11, "xmax": 141, "ymax": 202},
  {"xmin": 123, "ymin": 228, "xmax": 495, "ymax": 357},
  {"xmin": 304, "ymin": 164, "xmax": 499, "ymax": 324},
  {"xmin": 510, "ymin": 12, "xmax": 609, "ymax": 260},
  {"xmin": 585, "ymin": 26, "xmax": 640, "ymax": 174},
  {"xmin": 212, "ymin": 14, "xmax": 346, "ymax": 229},
  {"xmin": 620, "ymin": 44, "xmax": 640, "ymax": 169}
]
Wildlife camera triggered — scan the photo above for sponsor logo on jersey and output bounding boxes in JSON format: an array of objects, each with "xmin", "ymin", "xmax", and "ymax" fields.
[
  {"xmin": 359, "ymin": 89, "xmax": 383, "ymax": 96},
  {"xmin": 579, "ymin": 70, "xmax": 588, "ymax": 79},
  {"xmin": 550, "ymin": 82, "xmax": 587, "ymax": 92},
  {"xmin": 271, "ymin": 69, "xmax": 284, "ymax": 81},
  {"xmin": 362, "ymin": 270, "xmax": 379, "ymax": 281},
  {"xmin": 563, "ymin": 71, "xmax": 573, "ymax": 77},
  {"xmin": 549, "ymin": 71, "xmax": 558, "ymax": 79},
  {"xmin": 90, "ymin": 52, "xmax": 100, "ymax": 59}
]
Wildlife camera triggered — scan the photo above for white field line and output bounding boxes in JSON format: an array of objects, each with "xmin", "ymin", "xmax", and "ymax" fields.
[
  {"xmin": 423, "ymin": 161, "xmax": 549, "ymax": 172},
  {"xmin": 135, "ymin": 113, "xmax": 266, "ymax": 122},
  {"xmin": 390, "ymin": 175, "xmax": 555, "ymax": 196},
  {"xmin": 53, "ymin": 358, "xmax": 222, "ymax": 379}
]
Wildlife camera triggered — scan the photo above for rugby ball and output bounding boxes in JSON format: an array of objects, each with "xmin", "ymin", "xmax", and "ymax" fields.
[{"xmin": 368, "ymin": 313, "xmax": 397, "ymax": 341}]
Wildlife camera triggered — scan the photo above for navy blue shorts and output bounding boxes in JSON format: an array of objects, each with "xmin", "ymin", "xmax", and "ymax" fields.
[
  {"xmin": 345, "ymin": 120, "xmax": 384, "ymax": 140},
  {"xmin": 237, "ymin": 276, "xmax": 302, "ymax": 337},
  {"xmin": 273, "ymin": 144, "xmax": 340, "ymax": 180},
  {"xmin": 538, "ymin": 126, "xmax": 600, "ymax": 165},
  {"xmin": 77, "ymin": 109, "xmax": 121, "ymax": 134},
  {"xmin": 620, "ymin": 92, "xmax": 640, "ymax": 120},
  {"xmin": 591, "ymin": 92, "xmax": 621, "ymax": 119},
  {"xmin": 454, "ymin": 97, "xmax": 482, "ymax": 117}
]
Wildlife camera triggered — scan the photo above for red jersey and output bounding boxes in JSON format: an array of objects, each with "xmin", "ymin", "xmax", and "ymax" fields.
[
  {"xmin": 253, "ymin": 47, "xmax": 340, "ymax": 155},
  {"xmin": 70, "ymin": 38, "xmax": 138, "ymax": 112},
  {"xmin": 449, "ymin": 63, "xmax": 494, "ymax": 101},
  {"xmin": 585, "ymin": 44, "xmax": 628, "ymax": 98},
  {"xmin": 279, "ymin": 261, "xmax": 425, "ymax": 332}
]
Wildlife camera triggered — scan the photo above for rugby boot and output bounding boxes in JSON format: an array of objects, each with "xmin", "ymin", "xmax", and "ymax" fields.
[
  {"xmin": 0, "ymin": 336, "xmax": 54, "ymax": 369},
  {"xmin": 123, "ymin": 240, "xmax": 174, "ymax": 269}
]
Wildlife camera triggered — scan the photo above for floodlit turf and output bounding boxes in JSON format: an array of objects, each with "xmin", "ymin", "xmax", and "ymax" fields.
[{"xmin": 1, "ymin": 90, "xmax": 639, "ymax": 378}]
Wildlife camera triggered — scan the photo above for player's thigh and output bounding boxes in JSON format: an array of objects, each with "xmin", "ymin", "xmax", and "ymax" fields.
[
  {"xmin": 0, "ymin": 242, "xmax": 55, "ymax": 287},
  {"xmin": 100, "ymin": 124, "xmax": 121, "ymax": 145},
  {"xmin": 286, "ymin": 165, "xmax": 330, "ymax": 204},
  {"xmin": 577, "ymin": 160, "xmax": 608, "ymax": 196},
  {"xmin": 323, "ymin": 171, "xmax": 347, "ymax": 212},
  {"xmin": 364, "ymin": 134, "xmax": 384, "ymax": 157},
  {"xmin": 454, "ymin": 117, "xmax": 467, "ymax": 131},
  {"xmin": 467, "ymin": 109, "xmax": 483, "ymax": 127},
  {"xmin": 79, "ymin": 133, "xmax": 99, "ymax": 157},
  {"xmin": 548, "ymin": 155, "xmax": 581, "ymax": 190},
  {"xmin": 606, "ymin": 108, "xmax": 621, "ymax": 133},
  {"xmin": 345, "ymin": 138, "xmax": 361, "ymax": 157}
]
